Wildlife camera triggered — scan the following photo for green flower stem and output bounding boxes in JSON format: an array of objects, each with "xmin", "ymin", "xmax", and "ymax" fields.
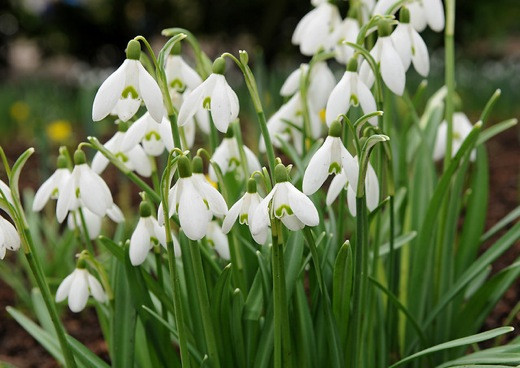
[
  {"xmin": 208, "ymin": 114, "xmax": 219, "ymax": 154},
  {"xmin": 161, "ymin": 156, "xmax": 191, "ymax": 367},
  {"xmin": 443, "ymin": 0, "xmax": 456, "ymax": 170},
  {"xmin": 154, "ymin": 247, "xmax": 168, "ymax": 320},
  {"xmin": 88, "ymin": 137, "xmax": 160, "ymax": 204},
  {"xmin": 77, "ymin": 208, "xmax": 95, "ymax": 254},
  {"xmin": 221, "ymin": 52, "xmax": 276, "ymax": 181},
  {"xmin": 271, "ymin": 219, "xmax": 292, "ymax": 368},
  {"xmin": 232, "ymin": 120, "xmax": 251, "ymax": 181},
  {"xmin": 189, "ymin": 240, "xmax": 221, "ymax": 368}
]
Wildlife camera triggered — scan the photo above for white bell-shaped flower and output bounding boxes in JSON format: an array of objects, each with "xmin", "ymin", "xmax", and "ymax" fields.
[
  {"xmin": 178, "ymin": 57, "xmax": 239, "ymax": 133},
  {"xmin": 92, "ymin": 122, "xmax": 152, "ymax": 177},
  {"xmin": 161, "ymin": 156, "xmax": 228, "ymax": 241},
  {"xmin": 303, "ymin": 121, "xmax": 357, "ymax": 195},
  {"xmin": 33, "ymin": 156, "xmax": 71, "ymax": 212},
  {"xmin": 222, "ymin": 179, "xmax": 267, "ymax": 244},
  {"xmin": 206, "ymin": 221, "xmax": 230, "ymax": 260},
  {"xmin": 56, "ymin": 150, "xmax": 114, "ymax": 224},
  {"xmin": 433, "ymin": 112, "xmax": 476, "ymax": 161},
  {"xmin": 292, "ymin": 1, "xmax": 342, "ymax": 56},
  {"xmin": 326, "ymin": 156, "xmax": 379, "ymax": 216},
  {"xmin": 333, "ymin": 17, "xmax": 360, "ymax": 65},
  {"xmin": 129, "ymin": 201, "xmax": 180, "ymax": 266},
  {"xmin": 326, "ymin": 58, "xmax": 378, "ymax": 126},
  {"xmin": 251, "ymin": 164, "xmax": 319, "ymax": 237},
  {"xmin": 408, "ymin": 0, "xmax": 445, "ymax": 32},
  {"xmin": 67, "ymin": 204, "xmax": 124, "ymax": 240},
  {"xmin": 92, "ymin": 40, "xmax": 164, "ymax": 123},
  {"xmin": 360, "ymin": 22, "xmax": 406, "ymax": 96},
  {"xmin": 0, "ymin": 216, "xmax": 20, "ymax": 260},
  {"xmin": 390, "ymin": 8, "xmax": 430, "ymax": 77},
  {"xmin": 209, "ymin": 134, "xmax": 261, "ymax": 182},
  {"xmin": 56, "ymin": 266, "xmax": 107, "ymax": 313},
  {"xmin": 120, "ymin": 112, "xmax": 175, "ymax": 156}
]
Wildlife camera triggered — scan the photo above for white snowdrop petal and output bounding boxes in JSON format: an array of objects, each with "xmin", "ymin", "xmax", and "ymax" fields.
[
  {"xmin": 347, "ymin": 184, "xmax": 357, "ymax": 216},
  {"xmin": 287, "ymin": 184, "xmax": 319, "ymax": 227},
  {"xmin": 365, "ymin": 163, "xmax": 380, "ymax": 212},
  {"xmin": 380, "ymin": 38, "xmax": 405, "ymax": 96},
  {"xmin": 357, "ymin": 80, "xmax": 378, "ymax": 125},
  {"xmin": 130, "ymin": 219, "xmax": 151, "ymax": 266},
  {"xmin": 326, "ymin": 171, "xmax": 347, "ymax": 206},
  {"xmin": 68, "ymin": 270, "xmax": 89, "ymax": 313},
  {"xmin": 390, "ymin": 24, "xmax": 412, "ymax": 71},
  {"xmin": 178, "ymin": 83, "xmax": 206, "ymax": 127},
  {"xmin": 56, "ymin": 174, "xmax": 75, "ymax": 223},
  {"xmin": 280, "ymin": 67, "xmax": 304, "ymax": 97},
  {"xmin": 83, "ymin": 209, "xmax": 102, "ymax": 240},
  {"xmin": 32, "ymin": 173, "xmax": 58, "ymax": 212},
  {"xmin": 92, "ymin": 62, "xmax": 127, "ymax": 121},
  {"xmin": 79, "ymin": 168, "xmax": 113, "ymax": 217},
  {"xmin": 137, "ymin": 63, "xmax": 165, "ymax": 123},
  {"xmin": 91, "ymin": 151, "xmax": 110, "ymax": 175},
  {"xmin": 244, "ymin": 145, "xmax": 262, "ymax": 176},
  {"xmin": 0, "ymin": 218, "xmax": 20, "ymax": 251},
  {"xmin": 210, "ymin": 76, "xmax": 234, "ymax": 133},
  {"xmin": 281, "ymin": 215, "xmax": 305, "ymax": 231},
  {"xmin": 425, "ymin": 0, "xmax": 445, "ymax": 32},
  {"xmin": 121, "ymin": 115, "xmax": 149, "ymax": 152},
  {"xmin": 411, "ymin": 30, "xmax": 430, "ymax": 77},
  {"xmin": 409, "ymin": 2, "xmax": 427, "ymax": 32},
  {"xmin": 251, "ymin": 190, "xmax": 274, "ymax": 236},
  {"xmin": 152, "ymin": 219, "xmax": 167, "ymax": 248},
  {"xmin": 128, "ymin": 146, "xmax": 152, "ymax": 177},
  {"xmin": 195, "ymin": 176, "xmax": 228, "ymax": 216},
  {"xmin": 208, "ymin": 223, "xmax": 230, "ymax": 260},
  {"xmin": 222, "ymin": 198, "xmax": 243, "ymax": 234},
  {"xmin": 433, "ymin": 122, "xmax": 448, "ymax": 161},
  {"xmin": 55, "ymin": 272, "xmax": 75, "ymax": 302},
  {"xmin": 326, "ymin": 72, "xmax": 352, "ymax": 125},
  {"xmin": 179, "ymin": 181, "xmax": 209, "ymax": 240},
  {"xmin": 303, "ymin": 136, "xmax": 333, "ymax": 195},
  {"xmin": 107, "ymin": 204, "xmax": 125, "ymax": 223},
  {"xmin": 87, "ymin": 274, "xmax": 107, "ymax": 303}
]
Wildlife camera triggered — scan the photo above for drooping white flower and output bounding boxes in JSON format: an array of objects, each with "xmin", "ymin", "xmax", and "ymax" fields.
[
  {"xmin": 178, "ymin": 57, "xmax": 239, "ymax": 133},
  {"xmin": 120, "ymin": 112, "xmax": 175, "ymax": 156},
  {"xmin": 292, "ymin": 1, "xmax": 342, "ymax": 56},
  {"xmin": 326, "ymin": 59, "xmax": 377, "ymax": 125},
  {"xmin": 160, "ymin": 156, "xmax": 228, "ymax": 241},
  {"xmin": 0, "ymin": 216, "xmax": 20, "ymax": 260},
  {"xmin": 56, "ymin": 267, "xmax": 107, "ymax": 313},
  {"xmin": 359, "ymin": 22, "xmax": 406, "ymax": 96},
  {"xmin": 67, "ymin": 204, "xmax": 124, "ymax": 240},
  {"xmin": 222, "ymin": 179, "xmax": 267, "ymax": 244},
  {"xmin": 433, "ymin": 112, "xmax": 476, "ymax": 161},
  {"xmin": 390, "ymin": 8, "xmax": 429, "ymax": 77},
  {"xmin": 408, "ymin": 0, "xmax": 445, "ymax": 32},
  {"xmin": 333, "ymin": 18, "xmax": 360, "ymax": 65},
  {"xmin": 209, "ymin": 135, "xmax": 261, "ymax": 182},
  {"xmin": 92, "ymin": 123, "xmax": 152, "ymax": 177},
  {"xmin": 33, "ymin": 156, "xmax": 71, "ymax": 212},
  {"xmin": 56, "ymin": 150, "xmax": 114, "ymax": 224},
  {"xmin": 303, "ymin": 121, "xmax": 357, "ymax": 195},
  {"xmin": 129, "ymin": 201, "xmax": 180, "ymax": 266},
  {"xmin": 326, "ymin": 156, "xmax": 380, "ymax": 216},
  {"xmin": 92, "ymin": 40, "xmax": 164, "ymax": 123},
  {"xmin": 251, "ymin": 164, "xmax": 319, "ymax": 237},
  {"xmin": 206, "ymin": 221, "xmax": 230, "ymax": 260}
]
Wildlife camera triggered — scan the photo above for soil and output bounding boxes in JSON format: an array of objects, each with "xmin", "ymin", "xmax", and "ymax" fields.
[{"xmin": 0, "ymin": 127, "xmax": 518, "ymax": 366}]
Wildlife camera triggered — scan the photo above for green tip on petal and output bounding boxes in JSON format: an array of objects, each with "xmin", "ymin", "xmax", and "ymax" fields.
[
  {"xmin": 400, "ymin": 7, "xmax": 410, "ymax": 24},
  {"xmin": 126, "ymin": 39, "xmax": 141, "ymax": 60},
  {"xmin": 347, "ymin": 57, "xmax": 358, "ymax": 72},
  {"xmin": 247, "ymin": 178, "xmax": 257, "ymax": 193},
  {"xmin": 73, "ymin": 149, "xmax": 86, "ymax": 165},
  {"xmin": 212, "ymin": 57, "xmax": 226, "ymax": 75},
  {"xmin": 57, "ymin": 155, "xmax": 68, "ymax": 169},
  {"xmin": 274, "ymin": 163, "xmax": 289, "ymax": 183},
  {"xmin": 178, "ymin": 156, "xmax": 192, "ymax": 178},
  {"xmin": 377, "ymin": 20, "xmax": 392, "ymax": 37},
  {"xmin": 329, "ymin": 120, "xmax": 342, "ymax": 137},
  {"xmin": 171, "ymin": 41, "xmax": 182, "ymax": 55},
  {"xmin": 139, "ymin": 201, "xmax": 152, "ymax": 217},
  {"xmin": 192, "ymin": 156, "xmax": 203, "ymax": 174},
  {"xmin": 118, "ymin": 120, "xmax": 129, "ymax": 133}
]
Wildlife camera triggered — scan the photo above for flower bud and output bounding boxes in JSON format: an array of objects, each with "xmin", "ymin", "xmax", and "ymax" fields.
[
  {"xmin": 126, "ymin": 39, "xmax": 141, "ymax": 60},
  {"xmin": 178, "ymin": 156, "xmax": 192, "ymax": 178},
  {"xmin": 274, "ymin": 163, "xmax": 289, "ymax": 183},
  {"xmin": 192, "ymin": 156, "xmax": 203, "ymax": 174},
  {"xmin": 247, "ymin": 178, "xmax": 257, "ymax": 193},
  {"xmin": 328, "ymin": 120, "xmax": 342, "ymax": 138},
  {"xmin": 73, "ymin": 149, "xmax": 86, "ymax": 165},
  {"xmin": 212, "ymin": 57, "xmax": 226, "ymax": 75},
  {"xmin": 139, "ymin": 201, "xmax": 152, "ymax": 217}
]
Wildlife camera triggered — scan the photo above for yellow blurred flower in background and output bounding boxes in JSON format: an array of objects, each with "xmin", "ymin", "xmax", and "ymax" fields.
[
  {"xmin": 10, "ymin": 101, "xmax": 30, "ymax": 123},
  {"xmin": 46, "ymin": 119, "xmax": 72, "ymax": 143}
]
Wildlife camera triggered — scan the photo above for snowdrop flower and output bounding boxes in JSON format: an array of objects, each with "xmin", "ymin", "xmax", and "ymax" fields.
[
  {"xmin": 326, "ymin": 157, "xmax": 379, "ymax": 216},
  {"xmin": 33, "ymin": 155, "xmax": 71, "ymax": 212},
  {"xmin": 326, "ymin": 58, "xmax": 378, "ymax": 126},
  {"xmin": 0, "ymin": 216, "xmax": 20, "ymax": 260},
  {"xmin": 222, "ymin": 179, "xmax": 266, "ymax": 244},
  {"xmin": 130, "ymin": 201, "xmax": 180, "ymax": 266},
  {"xmin": 161, "ymin": 156, "xmax": 228, "ymax": 241},
  {"xmin": 120, "ymin": 112, "xmax": 175, "ymax": 156},
  {"xmin": 56, "ymin": 150, "xmax": 114, "ymax": 224},
  {"xmin": 209, "ymin": 132, "xmax": 261, "ymax": 182},
  {"xmin": 178, "ymin": 57, "xmax": 239, "ymax": 133},
  {"xmin": 280, "ymin": 62, "xmax": 336, "ymax": 120},
  {"xmin": 206, "ymin": 221, "xmax": 230, "ymax": 260},
  {"xmin": 251, "ymin": 164, "xmax": 319, "ymax": 237},
  {"xmin": 390, "ymin": 8, "xmax": 430, "ymax": 77},
  {"xmin": 67, "ymin": 204, "xmax": 124, "ymax": 240},
  {"xmin": 408, "ymin": 0, "xmax": 445, "ymax": 32},
  {"xmin": 92, "ymin": 40, "xmax": 164, "ymax": 123},
  {"xmin": 292, "ymin": 1, "xmax": 342, "ymax": 56},
  {"xmin": 433, "ymin": 112, "xmax": 476, "ymax": 161},
  {"xmin": 92, "ymin": 121, "xmax": 152, "ymax": 177},
  {"xmin": 56, "ymin": 265, "xmax": 107, "ymax": 313},
  {"xmin": 360, "ymin": 21, "xmax": 406, "ymax": 96},
  {"xmin": 303, "ymin": 121, "xmax": 357, "ymax": 195},
  {"xmin": 333, "ymin": 17, "xmax": 360, "ymax": 65}
]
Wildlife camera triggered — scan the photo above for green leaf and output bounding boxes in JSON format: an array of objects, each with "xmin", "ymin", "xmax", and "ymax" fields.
[
  {"xmin": 476, "ymin": 118, "xmax": 517, "ymax": 146},
  {"xmin": 390, "ymin": 327, "xmax": 514, "ymax": 368},
  {"xmin": 9, "ymin": 147, "xmax": 34, "ymax": 202},
  {"xmin": 332, "ymin": 241, "xmax": 353, "ymax": 346}
]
